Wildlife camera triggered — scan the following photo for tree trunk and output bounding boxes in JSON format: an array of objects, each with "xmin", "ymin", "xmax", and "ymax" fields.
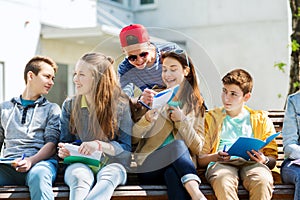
[{"xmin": 289, "ymin": 0, "xmax": 300, "ymax": 94}]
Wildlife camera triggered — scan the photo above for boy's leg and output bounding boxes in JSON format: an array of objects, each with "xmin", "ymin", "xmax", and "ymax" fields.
[
  {"xmin": 0, "ymin": 164, "xmax": 27, "ymax": 185},
  {"xmin": 281, "ymin": 159, "xmax": 300, "ymax": 200},
  {"xmin": 240, "ymin": 163, "xmax": 273, "ymax": 200},
  {"xmin": 64, "ymin": 163, "xmax": 94, "ymax": 200},
  {"xmin": 26, "ymin": 158, "xmax": 58, "ymax": 200},
  {"xmin": 85, "ymin": 163, "xmax": 127, "ymax": 200},
  {"xmin": 206, "ymin": 163, "xmax": 239, "ymax": 200}
]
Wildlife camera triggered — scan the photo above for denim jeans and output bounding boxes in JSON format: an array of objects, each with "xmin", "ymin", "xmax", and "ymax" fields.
[
  {"xmin": 64, "ymin": 162, "xmax": 127, "ymax": 200},
  {"xmin": 138, "ymin": 140, "xmax": 200, "ymax": 200},
  {"xmin": 0, "ymin": 158, "xmax": 58, "ymax": 200},
  {"xmin": 281, "ymin": 159, "xmax": 300, "ymax": 200}
]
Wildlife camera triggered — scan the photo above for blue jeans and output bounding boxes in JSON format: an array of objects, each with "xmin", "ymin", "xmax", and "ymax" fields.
[
  {"xmin": 64, "ymin": 162, "xmax": 127, "ymax": 200},
  {"xmin": 0, "ymin": 158, "xmax": 58, "ymax": 200},
  {"xmin": 138, "ymin": 140, "xmax": 200, "ymax": 200},
  {"xmin": 281, "ymin": 159, "xmax": 299, "ymax": 200}
]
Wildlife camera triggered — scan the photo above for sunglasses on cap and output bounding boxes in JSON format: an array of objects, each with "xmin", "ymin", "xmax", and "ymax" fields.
[
  {"xmin": 127, "ymin": 52, "xmax": 149, "ymax": 62},
  {"xmin": 168, "ymin": 49, "xmax": 189, "ymax": 68}
]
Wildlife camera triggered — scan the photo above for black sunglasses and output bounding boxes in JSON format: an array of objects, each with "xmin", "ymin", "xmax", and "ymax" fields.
[{"xmin": 127, "ymin": 52, "xmax": 149, "ymax": 62}]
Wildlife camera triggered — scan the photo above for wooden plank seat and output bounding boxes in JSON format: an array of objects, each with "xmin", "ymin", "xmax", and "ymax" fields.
[{"xmin": 0, "ymin": 110, "xmax": 294, "ymax": 200}]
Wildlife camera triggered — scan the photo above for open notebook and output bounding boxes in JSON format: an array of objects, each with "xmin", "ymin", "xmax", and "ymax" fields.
[
  {"xmin": 151, "ymin": 84, "xmax": 180, "ymax": 109},
  {"xmin": 226, "ymin": 132, "xmax": 280, "ymax": 160},
  {"xmin": 63, "ymin": 143, "xmax": 102, "ymax": 166}
]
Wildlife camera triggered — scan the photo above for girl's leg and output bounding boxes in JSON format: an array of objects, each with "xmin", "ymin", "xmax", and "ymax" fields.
[
  {"xmin": 64, "ymin": 163, "xmax": 94, "ymax": 200},
  {"xmin": 281, "ymin": 159, "xmax": 300, "ymax": 200},
  {"xmin": 164, "ymin": 166, "xmax": 191, "ymax": 200},
  {"xmin": 169, "ymin": 140, "xmax": 206, "ymax": 200},
  {"xmin": 184, "ymin": 179, "xmax": 207, "ymax": 200},
  {"xmin": 85, "ymin": 163, "xmax": 127, "ymax": 200}
]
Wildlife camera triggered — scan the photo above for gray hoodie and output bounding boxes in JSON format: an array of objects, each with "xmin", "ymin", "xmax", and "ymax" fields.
[{"xmin": 0, "ymin": 96, "xmax": 61, "ymax": 158}]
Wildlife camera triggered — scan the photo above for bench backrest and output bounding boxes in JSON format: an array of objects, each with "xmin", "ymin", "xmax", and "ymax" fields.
[{"xmin": 268, "ymin": 110, "xmax": 284, "ymax": 169}]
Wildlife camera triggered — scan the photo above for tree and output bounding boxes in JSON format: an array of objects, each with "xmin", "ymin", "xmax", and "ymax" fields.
[{"xmin": 289, "ymin": 0, "xmax": 300, "ymax": 94}]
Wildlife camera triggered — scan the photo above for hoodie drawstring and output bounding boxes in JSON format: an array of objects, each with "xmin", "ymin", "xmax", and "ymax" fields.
[
  {"xmin": 21, "ymin": 104, "xmax": 37, "ymax": 124},
  {"xmin": 5, "ymin": 104, "xmax": 17, "ymax": 133},
  {"xmin": 27, "ymin": 103, "xmax": 39, "ymax": 133}
]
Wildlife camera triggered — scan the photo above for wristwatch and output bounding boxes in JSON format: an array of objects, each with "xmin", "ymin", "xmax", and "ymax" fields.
[{"xmin": 265, "ymin": 156, "xmax": 270, "ymax": 166}]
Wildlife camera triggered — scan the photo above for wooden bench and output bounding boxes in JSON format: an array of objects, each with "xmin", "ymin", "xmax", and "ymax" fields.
[{"xmin": 0, "ymin": 110, "xmax": 295, "ymax": 199}]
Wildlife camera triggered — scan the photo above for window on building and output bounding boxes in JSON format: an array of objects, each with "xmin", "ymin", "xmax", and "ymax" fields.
[
  {"xmin": 98, "ymin": 0, "xmax": 157, "ymax": 10},
  {"xmin": 134, "ymin": 0, "xmax": 157, "ymax": 11},
  {"xmin": 141, "ymin": 0, "xmax": 154, "ymax": 4},
  {"xmin": 111, "ymin": 0, "xmax": 123, "ymax": 3},
  {"xmin": 0, "ymin": 62, "xmax": 4, "ymax": 102}
]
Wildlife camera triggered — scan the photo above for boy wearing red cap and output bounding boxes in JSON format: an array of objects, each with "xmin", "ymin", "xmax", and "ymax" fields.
[{"xmin": 118, "ymin": 24, "xmax": 181, "ymax": 120}]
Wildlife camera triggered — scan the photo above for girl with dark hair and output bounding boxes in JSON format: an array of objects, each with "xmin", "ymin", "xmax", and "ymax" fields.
[{"xmin": 132, "ymin": 51, "xmax": 207, "ymax": 200}]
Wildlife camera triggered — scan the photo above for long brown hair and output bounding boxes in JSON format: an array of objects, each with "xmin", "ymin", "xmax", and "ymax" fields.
[
  {"xmin": 161, "ymin": 51, "xmax": 205, "ymax": 117},
  {"xmin": 70, "ymin": 52, "xmax": 126, "ymax": 140}
]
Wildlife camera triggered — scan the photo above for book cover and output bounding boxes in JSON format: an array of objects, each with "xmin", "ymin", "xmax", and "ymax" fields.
[
  {"xmin": 0, "ymin": 158, "xmax": 15, "ymax": 164},
  {"xmin": 152, "ymin": 84, "xmax": 180, "ymax": 109},
  {"xmin": 63, "ymin": 143, "xmax": 102, "ymax": 167},
  {"xmin": 226, "ymin": 132, "xmax": 280, "ymax": 160}
]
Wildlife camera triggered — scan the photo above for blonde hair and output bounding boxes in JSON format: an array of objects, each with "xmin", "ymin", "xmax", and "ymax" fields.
[{"xmin": 70, "ymin": 52, "xmax": 126, "ymax": 140}]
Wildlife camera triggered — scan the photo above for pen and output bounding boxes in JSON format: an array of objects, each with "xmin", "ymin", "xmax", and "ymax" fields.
[
  {"xmin": 21, "ymin": 153, "xmax": 26, "ymax": 160},
  {"xmin": 137, "ymin": 99, "xmax": 152, "ymax": 110},
  {"xmin": 154, "ymin": 90, "xmax": 169, "ymax": 98},
  {"xmin": 223, "ymin": 145, "xmax": 227, "ymax": 152}
]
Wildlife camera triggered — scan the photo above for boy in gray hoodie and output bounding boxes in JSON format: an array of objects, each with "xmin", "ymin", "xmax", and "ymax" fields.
[{"xmin": 0, "ymin": 56, "xmax": 61, "ymax": 200}]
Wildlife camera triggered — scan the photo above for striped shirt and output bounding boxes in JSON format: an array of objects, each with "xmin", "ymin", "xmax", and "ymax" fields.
[{"xmin": 118, "ymin": 42, "xmax": 181, "ymax": 97}]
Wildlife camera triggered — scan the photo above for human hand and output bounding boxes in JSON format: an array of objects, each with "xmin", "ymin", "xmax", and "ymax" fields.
[
  {"xmin": 216, "ymin": 151, "xmax": 230, "ymax": 161},
  {"xmin": 145, "ymin": 108, "xmax": 159, "ymax": 122},
  {"xmin": 168, "ymin": 106, "xmax": 185, "ymax": 122},
  {"xmin": 78, "ymin": 141, "xmax": 99, "ymax": 155},
  {"xmin": 140, "ymin": 89, "xmax": 157, "ymax": 104},
  {"xmin": 12, "ymin": 157, "xmax": 32, "ymax": 172},
  {"xmin": 57, "ymin": 142, "xmax": 70, "ymax": 159},
  {"xmin": 247, "ymin": 149, "xmax": 266, "ymax": 164}
]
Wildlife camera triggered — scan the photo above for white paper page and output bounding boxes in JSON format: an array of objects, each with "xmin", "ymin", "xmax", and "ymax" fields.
[
  {"xmin": 152, "ymin": 84, "xmax": 179, "ymax": 109},
  {"xmin": 64, "ymin": 143, "xmax": 102, "ymax": 160}
]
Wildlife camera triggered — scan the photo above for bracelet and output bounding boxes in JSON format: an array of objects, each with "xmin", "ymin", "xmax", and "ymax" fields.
[
  {"xmin": 264, "ymin": 156, "xmax": 270, "ymax": 166},
  {"xmin": 94, "ymin": 140, "xmax": 102, "ymax": 151}
]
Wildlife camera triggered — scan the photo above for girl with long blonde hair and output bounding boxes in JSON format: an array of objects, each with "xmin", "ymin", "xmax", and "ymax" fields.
[{"xmin": 58, "ymin": 52, "xmax": 132, "ymax": 200}]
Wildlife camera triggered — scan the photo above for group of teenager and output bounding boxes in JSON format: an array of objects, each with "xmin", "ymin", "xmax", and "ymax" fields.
[{"xmin": 0, "ymin": 23, "xmax": 299, "ymax": 200}]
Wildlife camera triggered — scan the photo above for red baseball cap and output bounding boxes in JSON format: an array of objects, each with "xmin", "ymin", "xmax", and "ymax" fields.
[{"xmin": 119, "ymin": 24, "xmax": 150, "ymax": 48}]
